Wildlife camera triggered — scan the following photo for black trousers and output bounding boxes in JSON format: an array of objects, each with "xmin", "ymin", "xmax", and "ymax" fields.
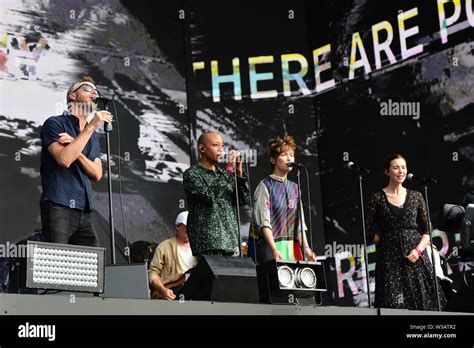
[{"xmin": 40, "ymin": 200, "xmax": 99, "ymax": 247}]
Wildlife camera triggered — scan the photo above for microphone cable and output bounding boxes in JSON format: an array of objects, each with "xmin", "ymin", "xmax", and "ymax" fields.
[
  {"xmin": 303, "ymin": 166, "xmax": 314, "ymax": 253},
  {"xmin": 110, "ymin": 99, "xmax": 131, "ymax": 264}
]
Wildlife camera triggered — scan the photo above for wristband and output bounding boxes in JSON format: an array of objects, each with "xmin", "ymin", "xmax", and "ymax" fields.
[{"xmin": 415, "ymin": 246, "xmax": 422, "ymax": 256}]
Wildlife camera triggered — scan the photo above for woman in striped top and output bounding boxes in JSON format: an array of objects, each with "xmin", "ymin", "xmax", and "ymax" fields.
[{"xmin": 248, "ymin": 136, "xmax": 316, "ymax": 264}]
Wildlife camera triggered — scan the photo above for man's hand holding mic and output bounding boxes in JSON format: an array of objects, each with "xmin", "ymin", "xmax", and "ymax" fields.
[
  {"xmin": 227, "ymin": 149, "xmax": 243, "ymax": 177},
  {"xmin": 89, "ymin": 110, "xmax": 113, "ymax": 130}
]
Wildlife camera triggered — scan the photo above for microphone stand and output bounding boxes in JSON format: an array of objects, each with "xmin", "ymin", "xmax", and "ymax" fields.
[
  {"xmin": 234, "ymin": 168, "xmax": 243, "ymax": 257},
  {"xmin": 100, "ymin": 101, "xmax": 116, "ymax": 264},
  {"xmin": 353, "ymin": 169, "xmax": 372, "ymax": 308},
  {"xmin": 423, "ymin": 184, "xmax": 441, "ymax": 311},
  {"xmin": 244, "ymin": 160, "xmax": 257, "ymax": 263},
  {"xmin": 295, "ymin": 167, "xmax": 306, "ymax": 261},
  {"xmin": 230, "ymin": 157, "xmax": 243, "ymax": 258}
]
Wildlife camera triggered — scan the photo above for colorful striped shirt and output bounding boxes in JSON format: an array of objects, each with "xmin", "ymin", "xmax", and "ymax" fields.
[{"xmin": 250, "ymin": 175, "xmax": 306, "ymax": 260}]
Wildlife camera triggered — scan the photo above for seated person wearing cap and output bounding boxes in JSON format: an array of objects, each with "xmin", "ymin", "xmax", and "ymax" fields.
[{"xmin": 148, "ymin": 211, "xmax": 197, "ymax": 300}]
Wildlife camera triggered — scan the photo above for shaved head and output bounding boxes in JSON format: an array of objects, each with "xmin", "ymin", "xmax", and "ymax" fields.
[
  {"xmin": 198, "ymin": 131, "xmax": 220, "ymax": 146},
  {"xmin": 197, "ymin": 132, "xmax": 224, "ymax": 164}
]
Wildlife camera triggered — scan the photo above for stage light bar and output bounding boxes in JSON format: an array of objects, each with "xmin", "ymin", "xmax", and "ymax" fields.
[
  {"xmin": 21, "ymin": 241, "xmax": 105, "ymax": 294},
  {"xmin": 257, "ymin": 258, "xmax": 327, "ymax": 304}
]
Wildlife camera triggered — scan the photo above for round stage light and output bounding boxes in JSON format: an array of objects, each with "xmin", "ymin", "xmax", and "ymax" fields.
[
  {"xmin": 294, "ymin": 267, "xmax": 317, "ymax": 289},
  {"xmin": 277, "ymin": 265, "xmax": 294, "ymax": 288}
]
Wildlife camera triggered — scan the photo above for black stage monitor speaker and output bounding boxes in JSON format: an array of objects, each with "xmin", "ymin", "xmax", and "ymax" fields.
[
  {"xmin": 104, "ymin": 263, "xmax": 150, "ymax": 299},
  {"xmin": 177, "ymin": 255, "xmax": 259, "ymax": 304}
]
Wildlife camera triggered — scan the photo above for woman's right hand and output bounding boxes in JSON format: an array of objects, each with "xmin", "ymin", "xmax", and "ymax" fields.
[
  {"xmin": 271, "ymin": 248, "xmax": 283, "ymax": 260},
  {"xmin": 405, "ymin": 249, "xmax": 420, "ymax": 263}
]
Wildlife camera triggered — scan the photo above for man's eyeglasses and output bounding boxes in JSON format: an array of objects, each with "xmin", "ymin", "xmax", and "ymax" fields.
[{"xmin": 72, "ymin": 83, "xmax": 97, "ymax": 93}]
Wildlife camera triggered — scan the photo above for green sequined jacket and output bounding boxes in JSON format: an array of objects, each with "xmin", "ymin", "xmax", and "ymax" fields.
[{"xmin": 183, "ymin": 164, "xmax": 250, "ymax": 256}]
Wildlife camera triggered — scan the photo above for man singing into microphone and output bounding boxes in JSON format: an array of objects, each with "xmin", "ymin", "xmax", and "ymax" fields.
[
  {"xmin": 183, "ymin": 131, "xmax": 250, "ymax": 256},
  {"xmin": 39, "ymin": 76, "xmax": 112, "ymax": 246}
]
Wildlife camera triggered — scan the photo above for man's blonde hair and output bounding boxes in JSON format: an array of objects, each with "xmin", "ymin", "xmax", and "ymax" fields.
[{"xmin": 66, "ymin": 76, "xmax": 96, "ymax": 103}]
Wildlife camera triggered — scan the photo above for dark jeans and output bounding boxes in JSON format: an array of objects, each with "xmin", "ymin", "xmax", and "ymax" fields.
[
  {"xmin": 40, "ymin": 200, "xmax": 99, "ymax": 247},
  {"xmin": 247, "ymin": 236, "xmax": 272, "ymax": 265}
]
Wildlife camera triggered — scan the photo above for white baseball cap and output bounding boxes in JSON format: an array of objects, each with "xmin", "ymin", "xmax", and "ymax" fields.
[{"xmin": 175, "ymin": 211, "xmax": 188, "ymax": 226}]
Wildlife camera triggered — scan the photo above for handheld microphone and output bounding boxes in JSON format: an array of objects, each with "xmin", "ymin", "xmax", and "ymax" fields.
[
  {"xmin": 228, "ymin": 149, "xmax": 241, "ymax": 156},
  {"xmin": 228, "ymin": 149, "xmax": 242, "ymax": 164},
  {"xmin": 345, "ymin": 161, "xmax": 370, "ymax": 174},
  {"xmin": 218, "ymin": 150, "xmax": 242, "ymax": 164},
  {"xmin": 92, "ymin": 96, "xmax": 112, "ymax": 132},
  {"xmin": 407, "ymin": 173, "xmax": 438, "ymax": 184},
  {"xmin": 92, "ymin": 95, "xmax": 111, "ymax": 104},
  {"xmin": 288, "ymin": 161, "xmax": 304, "ymax": 168}
]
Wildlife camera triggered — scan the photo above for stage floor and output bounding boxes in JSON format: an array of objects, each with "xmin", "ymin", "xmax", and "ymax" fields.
[{"xmin": 0, "ymin": 293, "xmax": 470, "ymax": 316}]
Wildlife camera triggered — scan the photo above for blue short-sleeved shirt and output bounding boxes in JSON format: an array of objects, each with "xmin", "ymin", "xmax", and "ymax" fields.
[{"xmin": 40, "ymin": 111, "xmax": 101, "ymax": 211}]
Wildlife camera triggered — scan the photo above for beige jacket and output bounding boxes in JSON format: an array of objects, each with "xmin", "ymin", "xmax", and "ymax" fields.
[{"xmin": 148, "ymin": 236, "xmax": 183, "ymax": 286}]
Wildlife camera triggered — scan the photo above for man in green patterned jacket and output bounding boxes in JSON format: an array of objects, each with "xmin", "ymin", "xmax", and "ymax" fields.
[{"xmin": 183, "ymin": 132, "xmax": 249, "ymax": 256}]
